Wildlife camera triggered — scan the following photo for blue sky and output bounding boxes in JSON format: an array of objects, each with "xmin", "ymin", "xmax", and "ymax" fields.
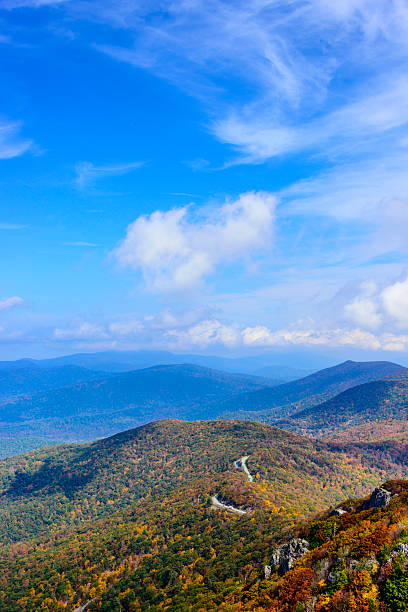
[{"xmin": 1, "ymin": 0, "xmax": 408, "ymax": 361}]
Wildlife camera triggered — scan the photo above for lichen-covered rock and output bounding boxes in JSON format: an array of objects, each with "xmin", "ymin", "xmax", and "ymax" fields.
[
  {"xmin": 270, "ymin": 538, "xmax": 310, "ymax": 574},
  {"xmin": 366, "ymin": 486, "xmax": 392, "ymax": 509}
]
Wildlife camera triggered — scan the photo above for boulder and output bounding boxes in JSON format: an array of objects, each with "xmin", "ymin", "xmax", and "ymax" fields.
[
  {"xmin": 270, "ymin": 538, "xmax": 310, "ymax": 574},
  {"xmin": 330, "ymin": 507, "xmax": 347, "ymax": 517},
  {"xmin": 264, "ymin": 565, "xmax": 272, "ymax": 579},
  {"xmin": 367, "ymin": 487, "xmax": 392, "ymax": 509}
]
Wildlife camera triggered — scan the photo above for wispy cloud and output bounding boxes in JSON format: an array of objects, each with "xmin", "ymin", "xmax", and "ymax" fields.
[
  {"xmin": 12, "ymin": 1, "xmax": 408, "ymax": 162},
  {"xmin": 0, "ymin": 223, "xmax": 27, "ymax": 229},
  {"xmin": 0, "ymin": 296, "xmax": 24, "ymax": 312},
  {"xmin": 0, "ymin": 119, "xmax": 33, "ymax": 159},
  {"xmin": 75, "ymin": 160, "xmax": 145, "ymax": 188},
  {"xmin": 53, "ymin": 320, "xmax": 108, "ymax": 341},
  {"xmin": 76, "ymin": 0, "xmax": 408, "ymax": 164}
]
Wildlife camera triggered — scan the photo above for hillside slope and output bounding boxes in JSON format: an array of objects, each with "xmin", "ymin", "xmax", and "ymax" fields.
[
  {"xmin": 0, "ymin": 418, "xmax": 397, "ymax": 545},
  {"xmin": 223, "ymin": 479, "xmax": 408, "ymax": 611},
  {"xmin": 280, "ymin": 375, "xmax": 408, "ymax": 438},
  {"xmin": 218, "ymin": 360, "xmax": 405, "ymax": 420},
  {"xmin": 1, "ymin": 420, "xmax": 408, "ymax": 610}
]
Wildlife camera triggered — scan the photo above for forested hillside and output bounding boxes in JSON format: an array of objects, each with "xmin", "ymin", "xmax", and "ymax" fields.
[
  {"xmin": 279, "ymin": 376, "xmax": 408, "ymax": 438},
  {"xmin": 1, "ymin": 419, "xmax": 408, "ymax": 610},
  {"xmin": 219, "ymin": 360, "xmax": 404, "ymax": 421},
  {"xmin": 235, "ymin": 479, "xmax": 408, "ymax": 611}
]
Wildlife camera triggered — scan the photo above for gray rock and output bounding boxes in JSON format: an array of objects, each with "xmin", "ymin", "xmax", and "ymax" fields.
[
  {"xmin": 264, "ymin": 565, "xmax": 272, "ymax": 579},
  {"xmin": 387, "ymin": 551, "xmax": 399, "ymax": 564},
  {"xmin": 330, "ymin": 507, "xmax": 347, "ymax": 516},
  {"xmin": 397, "ymin": 543, "xmax": 408, "ymax": 558},
  {"xmin": 367, "ymin": 487, "xmax": 392, "ymax": 509},
  {"xmin": 270, "ymin": 538, "xmax": 310, "ymax": 574}
]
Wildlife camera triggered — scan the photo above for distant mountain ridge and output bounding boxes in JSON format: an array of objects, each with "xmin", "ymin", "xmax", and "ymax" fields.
[
  {"xmin": 0, "ymin": 359, "xmax": 405, "ymax": 458},
  {"xmin": 0, "ymin": 364, "xmax": 107, "ymax": 402},
  {"xmin": 0, "ymin": 349, "xmax": 312, "ymax": 379},
  {"xmin": 0, "ymin": 364, "xmax": 278, "ymax": 450},
  {"xmin": 279, "ymin": 371, "xmax": 408, "ymax": 438},
  {"xmin": 218, "ymin": 359, "xmax": 405, "ymax": 420}
]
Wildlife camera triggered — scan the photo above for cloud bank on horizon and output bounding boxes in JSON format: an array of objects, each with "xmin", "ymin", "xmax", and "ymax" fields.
[{"xmin": 1, "ymin": 0, "xmax": 408, "ymax": 359}]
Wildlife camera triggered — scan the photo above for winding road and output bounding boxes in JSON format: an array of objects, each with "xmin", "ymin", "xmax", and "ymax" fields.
[
  {"xmin": 235, "ymin": 455, "xmax": 254, "ymax": 482},
  {"xmin": 211, "ymin": 455, "xmax": 254, "ymax": 515},
  {"xmin": 73, "ymin": 599, "xmax": 97, "ymax": 612},
  {"xmin": 211, "ymin": 495, "xmax": 247, "ymax": 515}
]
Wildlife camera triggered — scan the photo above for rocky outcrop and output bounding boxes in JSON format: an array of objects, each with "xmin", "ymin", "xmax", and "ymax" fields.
[
  {"xmin": 366, "ymin": 486, "xmax": 393, "ymax": 509},
  {"xmin": 270, "ymin": 538, "xmax": 310, "ymax": 574},
  {"xmin": 330, "ymin": 507, "xmax": 347, "ymax": 516}
]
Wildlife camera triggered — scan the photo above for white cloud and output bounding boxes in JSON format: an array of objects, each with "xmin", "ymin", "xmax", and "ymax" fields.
[
  {"xmin": 380, "ymin": 332, "xmax": 408, "ymax": 352},
  {"xmin": 382, "ymin": 277, "xmax": 408, "ymax": 328},
  {"xmin": 112, "ymin": 191, "xmax": 277, "ymax": 292},
  {"xmin": 164, "ymin": 319, "xmax": 408, "ymax": 352},
  {"xmin": 0, "ymin": 119, "xmax": 32, "ymax": 159},
  {"xmin": 53, "ymin": 320, "xmax": 108, "ymax": 341},
  {"xmin": 344, "ymin": 276, "xmax": 408, "ymax": 332},
  {"xmin": 215, "ymin": 77, "xmax": 408, "ymax": 162},
  {"xmin": 0, "ymin": 296, "xmax": 24, "ymax": 311},
  {"xmin": 49, "ymin": 307, "xmax": 408, "ymax": 352},
  {"xmin": 108, "ymin": 319, "xmax": 144, "ymax": 337},
  {"xmin": 167, "ymin": 319, "xmax": 240, "ymax": 349},
  {"xmin": 344, "ymin": 298, "xmax": 382, "ymax": 330},
  {"xmin": 241, "ymin": 324, "xmax": 397, "ymax": 351},
  {"xmin": 344, "ymin": 281, "xmax": 382, "ymax": 330},
  {"xmin": 75, "ymin": 160, "xmax": 145, "ymax": 188}
]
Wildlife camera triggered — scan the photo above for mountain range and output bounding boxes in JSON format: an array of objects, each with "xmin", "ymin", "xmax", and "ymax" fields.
[
  {"xmin": 0, "ymin": 359, "xmax": 405, "ymax": 458},
  {"xmin": 0, "ymin": 351, "xmax": 408, "ymax": 609},
  {"xmin": 0, "ymin": 349, "xmax": 312, "ymax": 379},
  {"xmin": 0, "ymin": 364, "xmax": 277, "ymax": 455},
  {"xmin": 277, "ymin": 368, "xmax": 408, "ymax": 439},
  {"xmin": 218, "ymin": 359, "xmax": 405, "ymax": 420},
  {"xmin": 0, "ymin": 358, "xmax": 406, "ymax": 457}
]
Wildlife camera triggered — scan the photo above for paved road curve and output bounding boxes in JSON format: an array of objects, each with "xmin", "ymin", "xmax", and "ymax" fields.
[{"xmin": 211, "ymin": 455, "xmax": 254, "ymax": 515}]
